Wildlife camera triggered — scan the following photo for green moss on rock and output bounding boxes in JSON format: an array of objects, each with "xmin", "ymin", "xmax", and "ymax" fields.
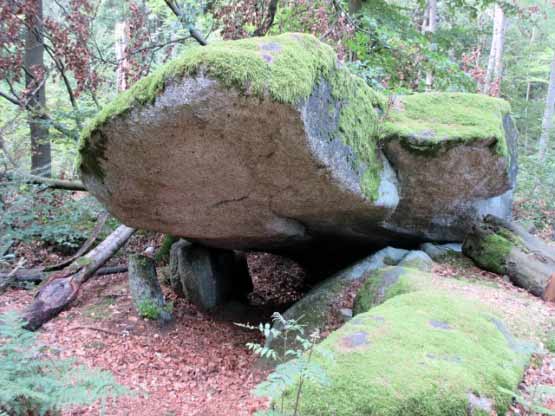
[
  {"xmin": 382, "ymin": 93, "xmax": 511, "ymax": 157},
  {"xmin": 79, "ymin": 33, "xmax": 385, "ymax": 199},
  {"xmin": 282, "ymin": 291, "xmax": 530, "ymax": 416},
  {"xmin": 352, "ymin": 266, "xmax": 429, "ymax": 315},
  {"xmin": 463, "ymin": 233, "xmax": 512, "ymax": 275}
]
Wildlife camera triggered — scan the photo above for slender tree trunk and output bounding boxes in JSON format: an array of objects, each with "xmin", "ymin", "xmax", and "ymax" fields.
[
  {"xmin": 423, "ymin": 0, "xmax": 438, "ymax": 91},
  {"xmin": 25, "ymin": 0, "xmax": 51, "ymax": 177},
  {"xmin": 483, "ymin": 4, "xmax": 505, "ymax": 96},
  {"xmin": 538, "ymin": 49, "xmax": 555, "ymax": 161},
  {"xmin": 115, "ymin": 22, "xmax": 129, "ymax": 92},
  {"xmin": 491, "ymin": 7, "xmax": 506, "ymax": 97},
  {"xmin": 523, "ymin": 27, "xmax": 536, "ymax": 152}
]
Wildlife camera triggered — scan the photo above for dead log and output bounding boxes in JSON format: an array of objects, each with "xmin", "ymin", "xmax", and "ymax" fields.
[
  {"xmin": 463, "ymin": 214, "xmax": 555, "ymax": 300},
  {"xmin": 23, "ymin": 225, "xmax": 135, "ymax": 330},
  {"xmin": 7, "ymin": 172, "xmax": 87, "ymax": 191},
  {"xmin": 0, "ymin": 266, "xmax": 128, "ymax": 285}
]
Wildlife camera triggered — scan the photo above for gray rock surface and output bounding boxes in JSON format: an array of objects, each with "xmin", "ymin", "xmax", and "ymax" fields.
[
  {"xmin": 420, "ymin": 242, "xmax": 462, "ymax": 260},
  {"xmin": 169, "ymin": 239, "xmax": 251, "ymax": 310},
  {"xmin": 398, "ymin": 250, "xmax": 434, "ymax": 272}
]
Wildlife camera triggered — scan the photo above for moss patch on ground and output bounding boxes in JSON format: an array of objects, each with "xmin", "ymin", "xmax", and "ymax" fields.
[
  {"xmin": 79, "ymin": 33, "xmax": 385, "ymax": 199},
  {"xmin": 282, "ymin": 290, "xmax": 531, "ymax": 416},
  {"xmin": 382, "ymin": 92, "xmax": 511, "ymax": 157}
]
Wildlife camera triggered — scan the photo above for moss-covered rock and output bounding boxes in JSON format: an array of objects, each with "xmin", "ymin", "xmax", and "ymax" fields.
[
  {"xmin": 352, "ymin": 265, "xmax": 429, "ymax": 315},
  {"xmin": 382, "ymin": 93, "xmax": 511, "ymax": 157},
  {"xmin": 79, "ymin": 33, "xmax": 517, "ymax": 252},
  {"xmin": 282, "ymin": 289, "xmax": 532, "ymax": 415}
]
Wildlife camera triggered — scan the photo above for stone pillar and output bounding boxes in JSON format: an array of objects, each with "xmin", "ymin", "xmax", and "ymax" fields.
[{"xmin": 169, "ymin": 240, "xmax": 253, "ymax": 310}]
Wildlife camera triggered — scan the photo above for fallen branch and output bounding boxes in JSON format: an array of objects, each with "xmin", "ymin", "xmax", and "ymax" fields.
[
  {"xmin": 463, "ymin": 214, "xmax": 555, "ymax": 301},
  {"xmin": 23, "ymin": 225, "xmax": 136, "ymax": 330},
  {"xmin": 0, "ymin": 265, "xmax": 128, "ymax": 284},
  {"xmin": 45, "ymin": 211, "xmax": 109, "ymax": 271},
  {"xmin": 19, "ymin": 173, "xmax": 87, "ymax": 191},
  {"xmin": 0, "ymin": 258, "xmax": 26, "ymax": 293}
]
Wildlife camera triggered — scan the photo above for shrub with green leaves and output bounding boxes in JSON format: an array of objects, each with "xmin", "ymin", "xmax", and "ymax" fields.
[
  {"xmin": 0, "ymin": 311, "xmax": 130, "ymax": 415},
  {"xmin": 237, "ymin": 312, "xmax": 334, "ymax": 416}
]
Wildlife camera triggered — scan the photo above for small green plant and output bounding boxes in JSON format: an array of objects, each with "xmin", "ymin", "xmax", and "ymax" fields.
[
  {"xmin": 137, "ymin": 299, "xmax": 172, "ymax": 320},
  {"xmin": 499, "ymin": 385, "xmax": 555, "ymax": 415},
  {"xmin": 237, "ymin": 312, "xmax": 334, "ymax": 416},
  {"xmin": 546, "ymin": 337, "xmax": 555, "ymax": 353},
  {"xmin": 0, "ymin": 311, "xmax": 130, "ymax": 415}
]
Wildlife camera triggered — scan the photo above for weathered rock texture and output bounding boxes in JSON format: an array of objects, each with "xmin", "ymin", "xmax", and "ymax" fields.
[
  {"xmin": 169, "ymin": 239, "xmax": 252, "ymax": 309},
  {"xmin": 463, "ymin": 215, "xmax": 555, "ymax": 301},
  {"xmin": 80, "ymin": 33, "xmax": 517, "ymax": 251}
]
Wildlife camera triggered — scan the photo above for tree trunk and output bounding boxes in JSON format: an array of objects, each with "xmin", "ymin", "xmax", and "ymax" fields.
[
  {"xmin": 482, "ymin": 4, "xmax": 505, "ymax": 96},
  {"xmin": 25, "ymin": 0, "xmax": 51, "ymax": 177},
  {"xmin": 538, "ymin": 49, "xmax": 555, "ymax": 161},
  {"xmin": 422, "ymin": 0, "xmax": 438, "ymax": 91},
  {"xmin": 23, "ymin": 225, "xmax": 135, "ymax": 330},
  {"xmin": 115, "ymin": 22, "xmax": 130, "ymax": 92},
  {"xmin": 463, "ymin": 215, "xmax": 555, "ymax": 301}
]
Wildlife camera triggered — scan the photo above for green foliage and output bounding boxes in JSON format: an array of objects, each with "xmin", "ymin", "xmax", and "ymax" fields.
[
  {"xmin": 346, "ymin": 0, "xmax": 474, "ymax": 92},
  {"xmin": 546, "ymin": 337, "xmax": 555, "ymax": 353},
  {"xmin": 515, "ymin": 153, "xmax": 555, "ymax": 231},
  {"xmin": 237, "ymin": 312, "xmax": 334, "ymax": 416},
  {"xmin": 0, "ymin": 311, "xmax": 130, "ymax": 415},
  {"xmin": 0, "ymin": 180, "xmax": 108, "ymax": 254},
  {"xmin": 137, "ymin": 299, "xmax": 173, "ymax": 320}
]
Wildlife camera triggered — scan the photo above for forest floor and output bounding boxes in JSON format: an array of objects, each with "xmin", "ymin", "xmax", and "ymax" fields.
[{"xmin": 0, "ymin": 233, "xmax": 555, "ymax": 415}]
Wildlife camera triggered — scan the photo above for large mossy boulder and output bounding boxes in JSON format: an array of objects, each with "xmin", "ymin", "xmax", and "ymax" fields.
[
  {"xmin": 381, "ymin": 93, "xmax": 517, "ymax": 242},
  {"xmin": 80, "ymin": 33, "xmax": 516, "ymax": 251},
  {"xmin": 280, "ymin": 268, "xmax": 534, "ymax": 416}
]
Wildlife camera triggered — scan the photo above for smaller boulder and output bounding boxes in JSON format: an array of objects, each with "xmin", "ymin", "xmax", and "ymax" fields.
[
  {"xmin": 420, "ymin": 242, "xmax": 462, "ymax": 261},
  {"xmin": 398, "ymin": 250, "xmax": 433, "ymax": 271},
  {"xmin": 169, "ymin": 240, "xmax": 252, "ymax": 310},
  {"xmin": 128, "ymin": 254, "xmax": 172, "ymax": 322}
]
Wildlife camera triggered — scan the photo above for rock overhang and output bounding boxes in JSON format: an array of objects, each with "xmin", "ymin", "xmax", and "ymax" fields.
[{"xmin": 79, "ymin": 33, "xmax": 517, "ymax": 251}]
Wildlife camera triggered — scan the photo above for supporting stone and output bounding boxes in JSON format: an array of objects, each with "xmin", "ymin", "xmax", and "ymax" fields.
[
  {"xmin": 128, "ymin": 254, "xmax": 172, "ymax": 322},
  {"xmin": 169, "ymin": 240, "xmax": 252, "ymax": 310}
]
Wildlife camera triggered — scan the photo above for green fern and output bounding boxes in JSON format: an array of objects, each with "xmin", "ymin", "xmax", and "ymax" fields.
[{"xmin": 0, "ymin": 311, "xmax": 130, "ymax": 415}]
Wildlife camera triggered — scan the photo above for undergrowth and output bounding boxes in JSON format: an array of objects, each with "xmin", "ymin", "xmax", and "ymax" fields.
[{"xmin": 0, "ymin": 311, "xmax": 130, "ymax": 415}]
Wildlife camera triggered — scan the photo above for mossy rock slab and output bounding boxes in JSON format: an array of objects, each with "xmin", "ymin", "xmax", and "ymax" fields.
[
  {"xmin": 79, "ymin": 33, "xmax": 399, "ymax": 251},
  {"xmin": 281, "ymin": 290, "xmax": 533, "ymax": 416},
  {"xmin": 381, "ymin": 93, "xmax": 518, "ymax": 243},
  {"xmin": 80, "ymin": 34, "xmax": 517, "ymax": 251}
]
